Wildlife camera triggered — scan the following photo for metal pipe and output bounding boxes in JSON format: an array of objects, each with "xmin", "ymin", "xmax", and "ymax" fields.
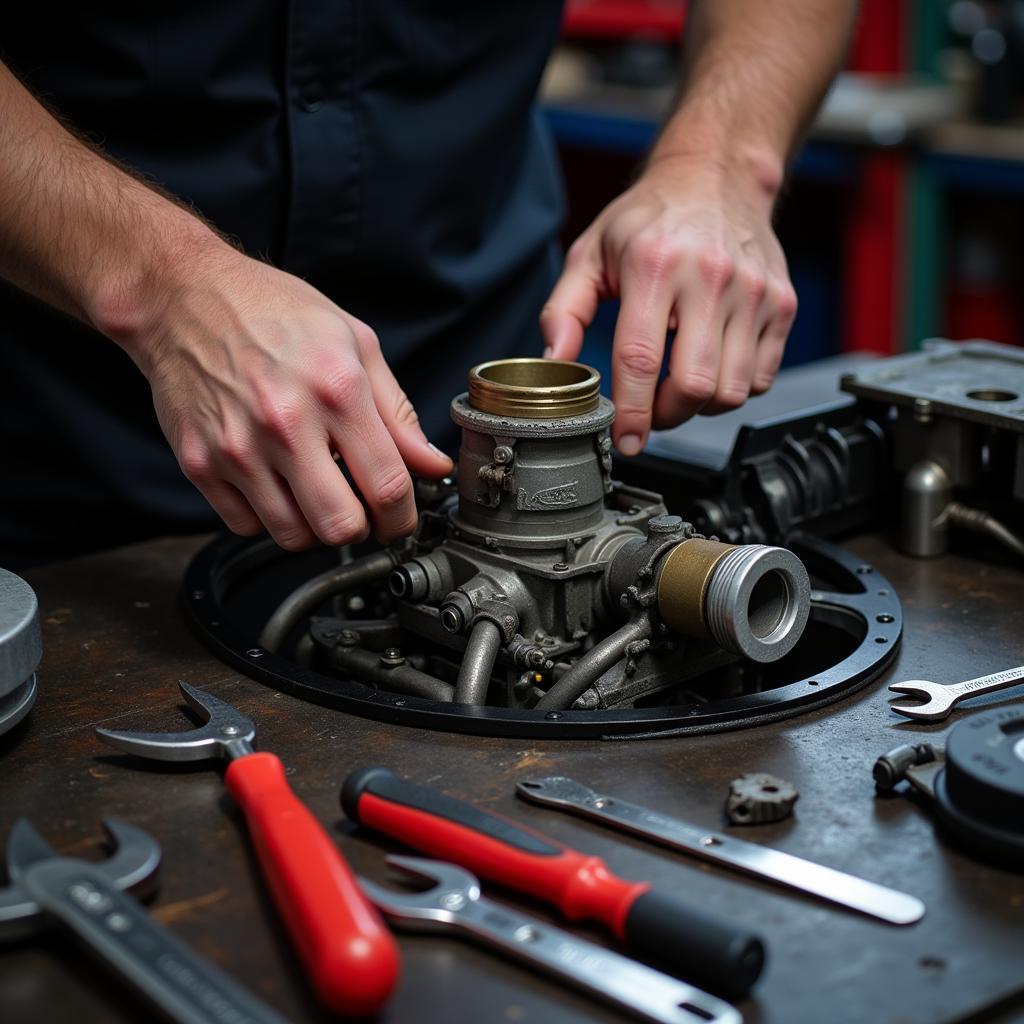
[
  {"xmin": 947, "ymin": 502, "xmax": 1024, "ymax": 561},
  {"xmin": 259, "ymin": 549, "xmax": 398, "ymax": 653},
  {"xmin": 535, "ymin": 615, "xmax": 654, "ymax": 712},
  {"xmin": 454, "ymin": 620, "xmax": 503, "ymax": 705},
  {"xmin": 330, "ymin": 645, "xmax": 455, "ymax": 702}
]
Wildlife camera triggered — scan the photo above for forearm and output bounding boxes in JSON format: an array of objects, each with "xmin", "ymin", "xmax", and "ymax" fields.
[
  {"xmin": 652, "ymin": 0, "xmax": 857, "ymax": 200},
  {"xmin": 0, "ymin": 60, "xmax": 224, "ymax": 348}
]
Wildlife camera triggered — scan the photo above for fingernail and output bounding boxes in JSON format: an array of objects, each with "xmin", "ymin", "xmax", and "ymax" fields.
[
  {"xmin": 428, "ymin": 442, "xmax": 452, "ymax": 462},
  {"xmin": 617, "ymin": 434, "xmax": 643, "ymax": 456},
  {"xmin": 543, "ymin": 346, "xmax": 553, "ymax": 359}
]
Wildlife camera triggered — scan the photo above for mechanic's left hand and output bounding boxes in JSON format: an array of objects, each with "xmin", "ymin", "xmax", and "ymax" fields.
[{"xmin": 540, "ymin": 153, "xmax": 798, "ymax": 455}]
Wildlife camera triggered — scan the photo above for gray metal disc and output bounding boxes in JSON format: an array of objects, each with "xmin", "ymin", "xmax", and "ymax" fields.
[
  {"xmin": 0, "ymin": 674, "xmax": 37, "ymax": 737},
  {"xmin": 0, "ymin": 569, "xmax": 41, "ymax": 700}
]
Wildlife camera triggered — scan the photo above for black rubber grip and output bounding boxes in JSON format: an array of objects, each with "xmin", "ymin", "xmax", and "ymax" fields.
[
  {"xmin": 341, "ymin": 766, "xmax": 563, "ymax": 856},
  {"xmin": 624, "ymin": 888, "xmax": 766, "ymax": 999}
]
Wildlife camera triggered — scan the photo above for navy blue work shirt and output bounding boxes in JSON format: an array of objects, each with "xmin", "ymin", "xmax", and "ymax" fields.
[{"xmin": 0, "ymin": 3, "xmax": 566, "ymax": 566}]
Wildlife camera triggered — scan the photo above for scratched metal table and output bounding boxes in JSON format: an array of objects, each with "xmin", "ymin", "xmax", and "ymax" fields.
[{"xmin": 1, "ymin": 532, "xmax": 1023, "ymax": 1024}]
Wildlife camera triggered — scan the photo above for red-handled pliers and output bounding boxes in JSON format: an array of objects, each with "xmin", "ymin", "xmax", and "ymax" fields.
[
  {"xmin": 97, "ymin": 682, "xmax": 400, "ymax": 1015},
  {"xmin": 341, "ymin": 766, "xmax": 765, "ymax": 999}
]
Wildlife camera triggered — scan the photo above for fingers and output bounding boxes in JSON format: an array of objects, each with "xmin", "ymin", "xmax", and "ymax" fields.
[
  {"xmin": 275, "ymin": 444, "xmax": 371, "ymax": 548},
  {"xmin": 752, "ymin": 282, "xmax": 798, "ymax": 394},
  {"xmin": 653, "ymin": 260, "xmax": 795, "ymax": 428},
  {"xmin": 540, "ymin": 235, "xmax": 603, "ymax": 361},
  {"xmin": 182, "ymin": 432, "xmax": 317, "ymax": 549},
  {"xmin": 695, "ymin": 264, "xmax": 765, "ymax": 417},
  {"xmin": 308, "ymin": 358, "xmax": 421, "ymax": 543},
  {"xmin": 354, "ymin": 325, "xmax": 454, "ymax": 478},
  {"xmin": 609, "ymin": 238, "xmax": 677, "ymax": 453},
  {"xmin": 180, "ymin": 450, "xmax": 263, "ymax": 537},
  {"xmin": 651, "ymin": 250, "xmax": 731, "ymax": 430}
]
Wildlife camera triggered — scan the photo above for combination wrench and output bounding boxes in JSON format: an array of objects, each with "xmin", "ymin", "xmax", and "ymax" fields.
[
  {"xmin": 360, "ymin": 855, "xmax": 741, "ymax": 1024},
  {"xmin": 0, "ymin": 818, "xmax": 286, "ymax": 1024},
  {"xmin": 889, "ymin": 664, "xmax": 1024, "ymax": 722}
]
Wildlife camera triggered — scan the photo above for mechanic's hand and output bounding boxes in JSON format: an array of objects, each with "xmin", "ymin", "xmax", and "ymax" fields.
[
  {"xmin": 129, "ymin": 246, "xmax": 452, "ymax": 550},
  {"xmin": 540, "ymin": 153, "xmax": 798, "ymax": 455}
]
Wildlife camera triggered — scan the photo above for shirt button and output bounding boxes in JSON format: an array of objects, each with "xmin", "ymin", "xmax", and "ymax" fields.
[{"xmin": 300, "ymin": 82, "xmax": 322, "ymax": 112}]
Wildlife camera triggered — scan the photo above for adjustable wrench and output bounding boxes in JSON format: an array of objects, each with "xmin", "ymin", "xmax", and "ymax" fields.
[
  {"xmin": 97, "ymin": 681, "xmax": 399, "ymax": 1015},
  {"xmin": 0, "ymin": 818, "xmax": 286, "ymax": 1024},
  {"xmin": 889, "ymin": 664, "xmax": 1024, "ymax": 722},
  {"xmin": 361, "ymin": 855, "xmax": 741, "ymax": 1024}
]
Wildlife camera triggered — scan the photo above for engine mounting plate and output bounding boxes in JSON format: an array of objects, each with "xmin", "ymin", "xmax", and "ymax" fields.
[{"xmin": 182, "ymin": 531, "xmax": 901, "ymax": 739}]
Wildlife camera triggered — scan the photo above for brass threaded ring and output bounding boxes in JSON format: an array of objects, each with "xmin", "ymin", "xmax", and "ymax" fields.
[{"xmin": 467, "ymin": 359, "xmax": 601, "ymax": 418}]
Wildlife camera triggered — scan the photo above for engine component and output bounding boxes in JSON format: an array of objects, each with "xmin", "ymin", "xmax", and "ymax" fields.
[
  {"xmin": 613, "ymin": 355, "xmax": 890, "ymax": 546},
  {"xmin": 374, "ymin": 358, "xmax": 810, "ymax": 714},
  {"xmin": 0, "ymin": 567, "xmax": 40, "ymax": 738},
  {"xmin": 725, "ymin": 773, "xmax": 799, "ymax": 825},
  {"xmin": 182, "ymin": 358, "xmax": 904, "ymax": 738},
  {"xmin": 841, "ymin": 339, "xmax": 1024, "ymax": 560},
  {"xmin": 873, "ymin": 707, "xmax": 1024, "ymax": 869}
]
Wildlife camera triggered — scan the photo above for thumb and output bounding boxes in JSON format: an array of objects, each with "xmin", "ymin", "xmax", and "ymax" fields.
[{"xmin": 540, "ymin": 239, "xmax": 603, "ymax": 361}]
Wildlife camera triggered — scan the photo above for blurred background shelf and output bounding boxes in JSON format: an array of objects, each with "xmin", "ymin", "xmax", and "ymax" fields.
[{"xmin": 543, "ymin": 0, "xmax": 1024, "ymax": 376}]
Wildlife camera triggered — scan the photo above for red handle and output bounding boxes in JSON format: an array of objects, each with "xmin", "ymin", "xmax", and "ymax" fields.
[
  {"xmin": 341, "ymin": 766, "xmax": 644, "ymax": 934},
  {"xmin": 341, "ymin": 768, "xmax": 766, "ymax": 999},
  {"xmin": 225, "ymin": 752, "xmax": 399, "ymax": 1015}
]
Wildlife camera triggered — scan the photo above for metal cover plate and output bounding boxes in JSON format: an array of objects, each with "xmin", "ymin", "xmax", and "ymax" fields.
[
  {"xmin": 0, "ymin": 569, "xmax": 41, "ymax": 697},
  {"xmin": 840, "ymin": 339, "xmax": 1024, "ymax": 431}
]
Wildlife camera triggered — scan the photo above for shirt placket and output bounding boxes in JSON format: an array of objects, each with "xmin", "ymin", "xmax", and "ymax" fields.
[{"xmin": 282, "ymin": 0, "xmax": 361, "ymax": 279}]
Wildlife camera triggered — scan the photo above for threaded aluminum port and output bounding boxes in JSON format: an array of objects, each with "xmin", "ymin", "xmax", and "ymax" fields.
[{"xmin": 703, "ymin": 545, "xmax": 810, "ymax": 662}]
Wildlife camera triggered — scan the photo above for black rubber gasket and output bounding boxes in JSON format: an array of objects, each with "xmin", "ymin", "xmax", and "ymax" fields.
[{"xmin": 182, "ymin": 532, "xmax": 902, "ymax": 739}]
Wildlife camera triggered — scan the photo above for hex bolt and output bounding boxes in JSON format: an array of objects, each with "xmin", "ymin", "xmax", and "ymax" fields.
[
  {"xmin": 338, "ymin": 629, "xmax": 360, "ymax": 646},
  {"xmin": 440, "ymin": 605, "xmax": 464, "ymax": 633},
  {"xmin": 553, "ymin": 562, "xmax": 570, "ymax": 572},
  {"xmin": 493, "ymin": 445, "xmax": 514, "ymax": 464}
]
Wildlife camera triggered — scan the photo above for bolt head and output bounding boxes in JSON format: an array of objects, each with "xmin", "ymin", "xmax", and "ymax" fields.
[
  {"xmin": 552, "ymin": 562, "xmax": 569, "ymax": 572},
  {"xmin": 648, "ymin": 514, "xmax": 683, "ymax": 535}
]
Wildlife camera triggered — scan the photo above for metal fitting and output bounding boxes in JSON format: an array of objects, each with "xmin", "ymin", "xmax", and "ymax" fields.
[
  {"xmin": 467, "ymin": 359, "xmax": 600, "ymax": 419},
  {"xmin": 656, "ymin": 538, "xmax": 810, "ymax": 662}
]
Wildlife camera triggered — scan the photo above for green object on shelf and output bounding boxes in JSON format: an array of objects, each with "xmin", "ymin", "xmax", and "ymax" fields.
[
  {"xmin": 910, "ymin": 0, "xmax": 948, "ymax": 80},
  {"xmin": 903, "ymin": 0, "xmax": 950, "ymax": 350},
  {"xmin": 904, "ymin": 161, "xmax": 943, "ymax": 351}
]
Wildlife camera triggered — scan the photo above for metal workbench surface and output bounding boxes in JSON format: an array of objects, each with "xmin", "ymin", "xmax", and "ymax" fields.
[{"xmin": 1, "ymin": 532, "xmax": 1022, "ymax": 1024}]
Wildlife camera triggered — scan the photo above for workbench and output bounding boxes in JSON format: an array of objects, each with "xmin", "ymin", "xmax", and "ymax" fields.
[{"xmin": 2, "ymin": 532, "xmax": 1023, "ymax": 1024}]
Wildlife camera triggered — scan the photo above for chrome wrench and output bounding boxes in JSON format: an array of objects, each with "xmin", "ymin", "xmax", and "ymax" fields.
[
  {"xmin": 360, "ymin": 855, "xmax": 741, "ymax": 1024},
  {"xmin": 888, "ymin": 664, "xmax": 1024, "ymax": 722},
  {"xmin": 517, "ymin": 776, "xmax": 924, "ymax": 926},
  {"xmin": 0, "ymin": 818, "xmax": 287, "ymax": 1024}
]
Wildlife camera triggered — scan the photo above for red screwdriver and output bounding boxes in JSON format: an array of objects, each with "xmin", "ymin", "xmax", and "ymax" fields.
[{"xmin": 341, "ymin": 766, "xmax": 765, "ymax": 999}]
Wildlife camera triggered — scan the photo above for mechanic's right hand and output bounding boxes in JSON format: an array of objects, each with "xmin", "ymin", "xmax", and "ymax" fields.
[{"xmin": 118, "ymin": 243, "xmax": 453, "ymax": 550}]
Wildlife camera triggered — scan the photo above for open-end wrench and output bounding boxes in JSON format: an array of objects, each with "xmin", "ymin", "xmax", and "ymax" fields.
[
  {"xmin": 341, "ymin": 766, "xmax": 765, "ymax": 999},
  {"xmin": 516, "ymin": 776, "xmax": 925, "ymax": 926},
  {"xmin": 889, "ymin": 664, "xmax": 1024, "ymax": 722},
  {"xmin": 96, "ymin": 681, "xmax": 399, "ymax": 1015},
  {"xmin": 360, "ymin": 855, "xmax": 741, "ymax": 1024},
  {"xmin": 0, "ymin": 818, "xmax": 286, "ymax": 1024}
]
